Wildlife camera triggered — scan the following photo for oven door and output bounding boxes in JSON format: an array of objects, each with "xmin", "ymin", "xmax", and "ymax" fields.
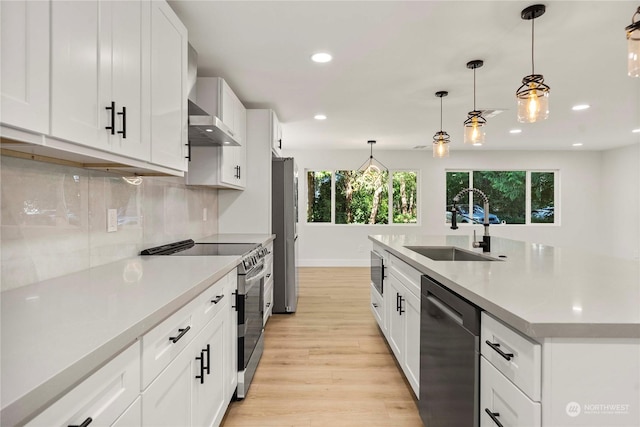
[
  {"xmin": 371, "ymin": 251, "xmax": 384, "ymax": 295},
  {"xmin": 239, "ymin": 262, "xmax": 267, "ymax": 368}
]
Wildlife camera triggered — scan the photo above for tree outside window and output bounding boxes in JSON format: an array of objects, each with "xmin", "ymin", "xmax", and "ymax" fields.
[
  {"xmin": 306, "ymin": 171, "xmax": 332, "ymax": 223},
  {"xmin": 392, "ymin": 171, "xmax": 417, "ymax": 223}
]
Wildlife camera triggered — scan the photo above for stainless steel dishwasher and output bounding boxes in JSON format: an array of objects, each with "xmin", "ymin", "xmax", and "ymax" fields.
[{"xmin": 419, "ymin": 275, "xmax": 481, "ymax": 427}]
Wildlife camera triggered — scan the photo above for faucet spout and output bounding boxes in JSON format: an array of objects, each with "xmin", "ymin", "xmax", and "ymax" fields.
[{"xmin": 451, "ymin": 187, "xmax": 492, "ymax": 252}]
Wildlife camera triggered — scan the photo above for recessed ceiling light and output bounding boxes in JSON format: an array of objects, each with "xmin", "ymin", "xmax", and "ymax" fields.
[
  {"xmin": 223, "ymin": 141, "xmax": 230, "ymax": 145},
  {"xmin": 632, "ymin": 128, "xmax": 640, "ymax": 133},
  {"xmin": 311, "ymin": 52, "xmax": 332, "ymax": 63},
  {"xmin": 205, "ymin": 129, "xmax": 213, "ymax": 132},
  {"xmin": 509, "ymin": 129, "xmax": 522, "ymax": 134},
  {"xmin": 473, "ymin": 143, "xmax": 483, "ymax": 147},
  {"xmin": 572, "ymin": 143, "xmax": 583, "ymax": 147},
  {"xmin": 314, "ymin": 114, "xmax": 327, "ymax": 120},
  {"xmin": 572, "ymin": 104, "xmax": 590, "ymax": 111}
]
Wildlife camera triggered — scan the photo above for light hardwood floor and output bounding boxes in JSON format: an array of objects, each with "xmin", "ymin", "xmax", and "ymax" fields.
[{"xmin": 222, "ymin": 267, "xmax": 423, "ymax": 427}]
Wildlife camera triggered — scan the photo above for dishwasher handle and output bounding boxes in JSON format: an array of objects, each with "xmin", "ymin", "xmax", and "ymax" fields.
[{"xmin": 426, "ymin": 295, "xmax": 463, "ymax": 325}]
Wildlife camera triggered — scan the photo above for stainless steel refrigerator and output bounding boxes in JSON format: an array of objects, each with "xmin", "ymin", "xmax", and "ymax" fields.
[{"xmin": 271, "ymin": 157, "xmax": 299, "ymax": 313}]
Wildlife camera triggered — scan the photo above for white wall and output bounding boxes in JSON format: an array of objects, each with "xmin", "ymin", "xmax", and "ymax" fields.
[
  {"xmin": 599, "ymin": 144, "xmax": 640, "ymax": 260},
  {"xmin": 286, "ymin": 148, "xmax": 608, "ymax": 266}
]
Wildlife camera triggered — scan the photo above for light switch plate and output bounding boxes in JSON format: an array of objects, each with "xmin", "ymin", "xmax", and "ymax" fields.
[{"xmin": 107, "ymin": 209, "xmax": 117, "ymax": 232}]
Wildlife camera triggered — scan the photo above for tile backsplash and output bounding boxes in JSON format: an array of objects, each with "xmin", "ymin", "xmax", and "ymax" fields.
[{"xmin": 1, "ymin": 155, "xmax": 218, "ymax": 291}]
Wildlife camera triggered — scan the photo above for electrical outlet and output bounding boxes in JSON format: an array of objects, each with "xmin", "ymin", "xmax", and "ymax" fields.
[
  {"xmin": 203, "ymin": 207, "xmax": 208, "ymax": 222},
  {"xmin": 107, "ymin": 209, "xmax": 118, "ymax": 232}
]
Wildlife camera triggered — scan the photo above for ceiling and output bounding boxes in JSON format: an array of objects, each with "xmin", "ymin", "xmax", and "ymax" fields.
[{"xmin": 169, "ymin": 0, "xmax": 640, "ymax": 152}]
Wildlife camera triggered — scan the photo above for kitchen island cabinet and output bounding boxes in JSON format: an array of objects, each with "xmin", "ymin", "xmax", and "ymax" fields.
[{"xmin": 369, "ymin": 234, "xmax": 640, "ymax": 427}]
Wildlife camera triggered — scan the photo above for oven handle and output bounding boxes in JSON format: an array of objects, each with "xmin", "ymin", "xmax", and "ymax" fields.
[{"xmin": 245, "ymin": 262, "xmax": 269, "ymax": 284}]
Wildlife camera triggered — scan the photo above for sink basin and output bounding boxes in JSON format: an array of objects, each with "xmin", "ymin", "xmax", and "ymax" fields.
[{"xmin": 404, "ymin": 246, "xmax": 502, "ymax": 261}]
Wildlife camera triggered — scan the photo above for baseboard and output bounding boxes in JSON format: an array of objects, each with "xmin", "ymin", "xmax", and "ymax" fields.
[{"xmin": 298, "ymin": 259, "xmax": 369, "ymax": 267}]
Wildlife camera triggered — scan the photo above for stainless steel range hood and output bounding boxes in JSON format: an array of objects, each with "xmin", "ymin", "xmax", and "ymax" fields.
[{"xmin": 188, "ymin": 44, "xmax": 240, "ymax": 147}]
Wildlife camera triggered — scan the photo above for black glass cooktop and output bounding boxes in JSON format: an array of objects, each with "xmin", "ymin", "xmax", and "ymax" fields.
[{"xmin": 140, "ymin": 239, "xmax": 259, "ymax": 256}]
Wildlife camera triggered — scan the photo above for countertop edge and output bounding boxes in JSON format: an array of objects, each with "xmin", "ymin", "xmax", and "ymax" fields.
[
  {"xmin": 1, "ymin": 258, "xmax": 240, "ymax": 427},
  {"xmin": 369, "ymin": 235, "xmax": 640, "ymax": 340}
]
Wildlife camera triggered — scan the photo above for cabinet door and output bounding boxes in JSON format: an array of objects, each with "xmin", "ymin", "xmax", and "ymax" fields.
[
  {"xmin": 219, "ymin": 146, "xmax": 239, "ymax": 186},
  {"xmin": 220, "ymin": 80, "xmax": 236, "ymax": 138},
  {"xmin": 110, "ymin": 0, "xmax": 147, "ymax": 160},
  {"xmin": 225, "ymin": 274, "xmax": 239, "ymax": 398},
  {"xmin": 0, "ymin": 0, "xmax": 49, "ymax": 133},
  {"xmin": 111, "ymin": 397, "xmax": 141, "ymax": 427},
  {"xmin": 192, "ymin": 312, "xmax": 227, "ymax": 427},
  {"xmin": 271, "ymin": 111, "xmax": 282, "ymax": 157},
  {"xmin": 51, "ymin": 0, "xmax": 110, "ymax": 150},
  {"xmin": 149, "ymin": 0, "xmax": 187, "ymax": 171},
  {"xmin": 142, "ymin": 348, "xmax": 193, "ymax": 427},
  {"xmin": 386, "ymin": 274, "xmax": 404, "ymax": 361},
  {"xmin": 403, "ymin": 290, "xmax": 420, "ymax": 397}
]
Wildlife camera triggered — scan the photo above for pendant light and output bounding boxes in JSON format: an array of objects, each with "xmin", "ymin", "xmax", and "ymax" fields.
[
  {"xmin": 358, "ymin": 140, "xmax": 388, "ymax": 173},
  {"xmin": 516, "ymin": 4, "xmax": 550, "ymax": 123},
  {"xmin": 433, "ymin": 91, "xmax": 450, "ymax": 158},
  {"xmin": 463, "ymin": 60, "xmax": 486, "ymax": 145},
  {"xmin": 626, "ymin": 6, "xmax": 640, "ymax": 77}
]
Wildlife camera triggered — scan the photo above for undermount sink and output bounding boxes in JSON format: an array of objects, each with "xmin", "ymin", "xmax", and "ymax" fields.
[{"xmin": 404, "ymin": 246, "xmax": 502, "ymax": 262}]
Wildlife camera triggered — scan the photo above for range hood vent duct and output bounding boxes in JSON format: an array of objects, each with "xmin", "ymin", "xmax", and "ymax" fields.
[{"xmin": 187, "ymin": 44, "xmax": 240, "ymax": 147}]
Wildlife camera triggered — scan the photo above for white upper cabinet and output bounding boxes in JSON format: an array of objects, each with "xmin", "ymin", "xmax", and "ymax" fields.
[
  {"xmin": 0, "ymin": 0, "xmax": 50, "ymax": 134},
  {"xmin": 148, "ymin": 0, "xmax": 188, "ymax": 171},
  {"xmin": 195, "ymin": 77, "xmax": 246, "ymax": 146},
  {"xmin": 51, "ymin": 0, "xmax": 148, "ymax": 160}
]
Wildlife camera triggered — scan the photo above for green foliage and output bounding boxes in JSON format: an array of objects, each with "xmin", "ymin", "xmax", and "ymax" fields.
[
  {"xmin": 392, "ymin": 171, "xmax": 417, "ymax": 223},
  {"xmin": 307, "ymin": 171, "xmax": 332, "ymax": 222},
  {"xmin": 446, "ymin": 172, "xmax": 470, "ymax": 206},
  {"xmin": 473, "ymin": 171, "xmax": 526, "ymax": 224},
  {"xmin": 531, "ymin": 172, "xmax": 555, "ymax": 223},
  {"xmin": 336, "ymin": 169, "xmax": 389, "ymax": 224}
]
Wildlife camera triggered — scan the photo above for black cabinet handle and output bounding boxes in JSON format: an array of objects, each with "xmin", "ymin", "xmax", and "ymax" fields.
[
  {"xmin": 278, "ymin": 138, "xmax": 282, "ymax": 149},
  {"xmin": 117, "ymin": 106, "xmax": 126, "ymax": 138},
  {"xmin": 485, "ymin": 340, "xmax": 514, "ymax": 361},
  {"xmin": 372, "ymin": 303, "xmax": 378, "ymax": 308},
  {"xmin": 105, "ymin": 101, "xmax": 115, "ymax": 135},
  {"xmin": 396, "ymin": 292, "xmax": 400, "ymax": 312},
  {"xmin": 238, "ymin": 165, "xmax": 241, "ymax": 180},
  {"xmin": 266, "ymin": 273, "xmax": 271, "ymax": 279},
  {"xmin": 399, "ymin": 296, "xmax": 405, "ymax": 315},
  {"xmin": 195, "ymin": 350, "xmax": 204, "ymax": 384},
  {"xmin": 203, "ymin": 343, "xmax": 210, "ymax": 375},
  {"xmin": 485, "ymin": 409, "xmax": 504, "ymax": 427},
  {"xmin": 69, "ymin": 417, "xmax": 92, "ymax": 427},
  {"xmin": 266, "ymin": 302, "xmax": 271, "ymax": 308},
  {"xmin": 169, "ymin": 326, "xmax": 191, "ymax": 344},
  {"xmin": 211, "ymin": 294, "xmax": 224, "ymax": 304},
  {"xmin": 185, "ymin": 139, "xmax": 191, "ymax": 161}
]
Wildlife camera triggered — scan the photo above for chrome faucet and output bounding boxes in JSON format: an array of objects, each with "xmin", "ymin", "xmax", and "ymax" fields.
[{"xmin": 450, "ymin": 188, "xmax": 491, "ymax": 252}]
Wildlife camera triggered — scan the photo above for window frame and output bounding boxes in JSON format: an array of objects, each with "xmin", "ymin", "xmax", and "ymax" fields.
[
  {"xmin": 304, "ymin": 168, "xmax": 420, "ymax": 226},
  {"xmin": 445, "ymin": 169, "xmax": 559, "ymax": 226}
]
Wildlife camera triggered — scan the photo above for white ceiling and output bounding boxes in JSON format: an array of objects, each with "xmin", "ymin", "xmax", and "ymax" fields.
[{"xmin": 169, "ymin": 0, "xmax": 640, "ymax": 152}]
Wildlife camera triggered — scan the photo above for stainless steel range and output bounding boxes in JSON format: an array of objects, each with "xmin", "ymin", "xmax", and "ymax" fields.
[{"xmin": 140, "ymin": 239, "xmax": 270, "ymax": 399}]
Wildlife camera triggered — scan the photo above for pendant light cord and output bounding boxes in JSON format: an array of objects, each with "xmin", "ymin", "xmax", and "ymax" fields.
[
  {"xmin": 440, "ymin": 96, "xmax": 443, "ymax": 131},
  {"xmin": 531, "ymin": 16, "xmax": 535, "ymax": 75},
  {"xmin": 473, "ymin": 68, "xmax": 477, "ymax": 110}
]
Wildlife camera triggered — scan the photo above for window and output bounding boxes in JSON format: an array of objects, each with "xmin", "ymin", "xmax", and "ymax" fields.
[
  {"xmin": 306, "ymin": 169, "xmax": 418, "ymax": 225},
  {"xmin": 306, "ymin": 171, "xmax": 332, "ymax": 223},
  {"xmin": 445, "ymin": 170, "xmax": 557, "ymax": 224}
]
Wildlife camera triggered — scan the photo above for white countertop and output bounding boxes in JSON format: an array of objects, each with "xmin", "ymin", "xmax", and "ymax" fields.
[
  {"xmin": 370, "ymin": 235, "xmax": 640, "ymax": 339},
  {"xmin": 196, "ymin": 233, "xmax": 275, "ymax": 244},
  {"xmin": 0, "ymin": 255, "xmax": 240, "ymax": 426}
]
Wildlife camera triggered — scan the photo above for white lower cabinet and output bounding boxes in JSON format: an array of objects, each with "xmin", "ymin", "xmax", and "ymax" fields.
[
  {"xmin": 384, "ymin": 257, "xmax": 420, "ymax": 397},
  {"xmin": 111, "ymin": 398, "xmax": 142, "ymax": 427},
  {"xmin": 481, "ymin": 357, "xmax": 541, "ymax": 427},
  {"xmin": 26, "ymin": 343, "xmax": 141, "ymax": 427}
]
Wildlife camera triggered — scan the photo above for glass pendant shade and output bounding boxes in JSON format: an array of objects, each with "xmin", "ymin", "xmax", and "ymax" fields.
[
  {"xmin": 627, "ymin": 7, "xmax": 640, "ymax": 77},
  {"xmin": 463, "ymin": 111, "xmax": 486, "ymax": 144},
  {"xmin": 517, "ymin": 4, "xmax": 550, "ymax": 123},
  {"xmin": 516, "ymin": 75, "xmax": 550, "ymax": 122},
  {"xmin": 432, "ymin": 134, "xmax": 450, "ymax": 158}
]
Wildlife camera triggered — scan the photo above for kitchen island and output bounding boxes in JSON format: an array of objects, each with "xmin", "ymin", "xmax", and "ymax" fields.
[{"xmin": 370, "ymin": 234, "xmax": 640, "ymax": 427}]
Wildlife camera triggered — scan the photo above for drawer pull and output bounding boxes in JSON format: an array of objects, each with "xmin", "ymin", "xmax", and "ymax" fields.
[
  {"xmin": 484, "ymin": 409, "xmax": 504, "ymax": 427},
  {"xmin": 372, "ymin": 302, "xmax": 378, "ymax": 308},
  {"xmin": 399, "ymin": 296, "xmax": 405, "ymax": 315},
  {"xmin": 105, "ymin": 101, "xmax": 115, "ymax": 135},
  {"xmin": 69, "ymin": 417, "xmax": 93, "ymax": 427},
  {"xmin": 211, "ymin": 294, "xmax": 225, "ymax": 304},
  {"xmin": 396, "ymin": 292, "xmax": 401, "ymax": 312},
  {"xmin": 485, "ymin": 340, "xmax": 514, "ymax": 361},
  {"xmin": 266, "ymin": 302, "xmax": 271, "ymax": 308},
  {"xmin": 169, "ymin": 326, "xmax": 191, "ymax": 344},
  {"xmin": 117, "ymin": 106, "xmax": 126, "ymax": 139}
]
